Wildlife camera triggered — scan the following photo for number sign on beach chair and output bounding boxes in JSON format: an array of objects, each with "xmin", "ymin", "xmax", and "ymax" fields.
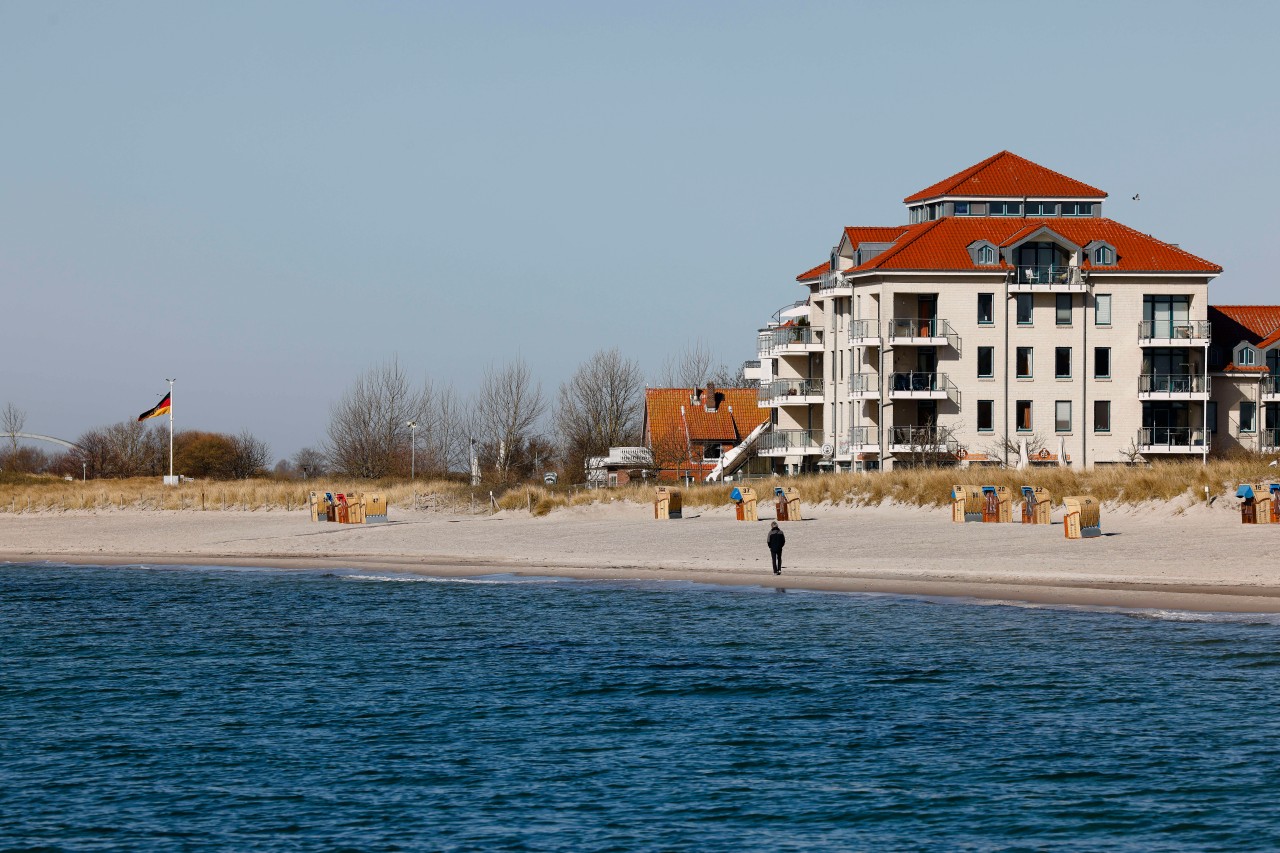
[
  {"xmin": 951, "ymin": 485, "xmax": 983, "ymax": 523},
  {"xmin": 1063, "ymin": 496, "xmax": 1101, "ymax": 539},
  {"xmin": 1021, "ymin": 486, "xmax": 1051, "ymax": 525},
  {"xmin": 730, "ymin": 486, "xmax": 758, "ymax": 522}
]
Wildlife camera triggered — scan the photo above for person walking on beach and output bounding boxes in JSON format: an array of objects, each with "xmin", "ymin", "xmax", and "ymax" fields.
[{"xmin": 767, "ymin": 521, "xmax": 785, "ymax": 575}]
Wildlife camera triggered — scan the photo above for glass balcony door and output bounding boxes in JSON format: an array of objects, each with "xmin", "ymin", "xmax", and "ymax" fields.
[{"xmin": 1143, "ymin": 296, "xmax": 1190, "ymax": 339}]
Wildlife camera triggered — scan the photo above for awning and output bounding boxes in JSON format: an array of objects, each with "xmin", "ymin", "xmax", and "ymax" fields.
[{"xmin": 778, "ymin": 304, "xmax": 810, "ymax": 319}]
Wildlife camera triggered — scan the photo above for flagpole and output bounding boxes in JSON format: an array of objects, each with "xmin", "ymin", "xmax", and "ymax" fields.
[{"xmin": 165, "ymin": 377, "xmax": 175, "ymax": 480}]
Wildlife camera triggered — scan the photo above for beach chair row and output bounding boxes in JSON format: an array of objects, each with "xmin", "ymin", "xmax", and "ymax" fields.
[
  {"xmin": 308, "ymin": 490, "xmax": 389, "ymax": 524},
  {"xmin": 1237, "ymin": 483, "xmax": 1280, "ymax": 525},
  {"xmin": 652, "ymin": 486, "xmax": 804, "ymax": 522},
  {"xmin": 950, "ymin": 485, "xmax": 1100, "ymax": 539}
]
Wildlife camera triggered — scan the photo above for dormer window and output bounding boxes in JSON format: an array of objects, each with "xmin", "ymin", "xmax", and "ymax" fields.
[
  {"xmin": 1240, "ymin": 347, "xmax": 1257, "ymax": 367},
  {"xmin": 978, "ymin": 245, "xmax": 996, "ymax": 265},
  {"xmin": 1026, "ymin": 202, "xmax": 1057, "ymax": 216},
  {"xmin": 954, "ymin": 202, "xmax": 970, "ymax": 215},
  {"xmin": 1063, "ymin": 202, "xmax": 1095, "ymax": 216},
  {"xmin": 990, "ymin": 201, "xmax": 1022, "ymax": 216},
  {"xmin": 1093, "ymin": 245, "xmax": 1115, "ymax": 265}
]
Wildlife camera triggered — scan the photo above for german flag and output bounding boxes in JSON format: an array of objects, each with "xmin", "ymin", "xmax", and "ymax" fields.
[{"xmin": 137, "ymin": 392, "xmax": 171, "ymax": 422}]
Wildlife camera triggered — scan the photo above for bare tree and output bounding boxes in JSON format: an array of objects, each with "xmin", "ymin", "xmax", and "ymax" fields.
[
  {"xmin": 2, "ymin": 402, "xmax": 25, "ymax": 466},
  {"xmin": 474, "ymin": 358, "xmax": 547, "ymax": 483},
  {"xmin": 555, "ymin": 348, "xmax": 644, "ymax": 477},
  {"xmin": 229, "ymin": 429, "xmax": 273, "ymax": 479},
  {"xmin": 75, "ymin": 420, "xmax": 166, "ymax": 478},
  {"xmin": 292, "ymin": 446, "xmax": 328, "ymax": 479},
  {"xmin": 986, "ymin": 431, "xmax": 1048, "ymax": 467},
  {"xmin": 325, "ymin": 357, "xmax": 429, "ymax": 478},
  {"xmin": 657, "ymin": 340, "xmax": 737, "ymax": 389},
  {"xmin": 422, "ymin": 382, "xmax": 469, "ymax": 475}
]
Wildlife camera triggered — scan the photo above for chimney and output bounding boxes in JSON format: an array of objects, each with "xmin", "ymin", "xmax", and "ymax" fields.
[{"xmin": 704, "ymin": 382, "xmax": 718, "ymax": 412}]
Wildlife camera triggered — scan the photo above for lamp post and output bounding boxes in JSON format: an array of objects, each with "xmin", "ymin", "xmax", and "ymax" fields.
[
  {"xmin": 407, "ymin": 421, "xmax": 418, "ymax": 481},
  {"xmin": 82, "ymin": 461, "xmax": 86, "ymax": 482}
]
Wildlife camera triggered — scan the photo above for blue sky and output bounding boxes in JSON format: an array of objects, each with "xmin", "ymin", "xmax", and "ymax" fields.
[{"xmin": 3, "ymin": 0, "xmax": 1277, "ymax": 460}]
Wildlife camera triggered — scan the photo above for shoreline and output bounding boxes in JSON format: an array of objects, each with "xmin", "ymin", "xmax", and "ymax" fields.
[
  {"xmin": 2, "ymin": 498, "xmax": 1278, "ymax": 613},
  {"xmin": 8, "ymin": 549, "xmax": 1280, "ymax": 614}
]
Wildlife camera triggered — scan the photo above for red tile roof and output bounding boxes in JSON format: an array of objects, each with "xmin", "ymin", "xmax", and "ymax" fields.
[
  {"xmin": 904, "ymin": 151, "xmax": 1107, "ymax": 204},
  {"xmin": 843, "ymin": 217, "xmax": 1219, "ymax": 274},
  {"xmin": 643, "ymin": 387, "xmax": 768, "ymax": 448},
  {"xmin": 1210, "ymin": 306, "xmax": 1280, "ymax": 341},
  {"xmin": 796, "ymin": 260, "xmax": 830, "ymax": 282},
  {"xmin": 844, "ymin": 226, "xmax": 910, "ymax": 245}
]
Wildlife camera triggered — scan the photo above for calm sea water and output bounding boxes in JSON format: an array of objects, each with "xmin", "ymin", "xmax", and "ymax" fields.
[{"xmin": 3, "ymin": 564, "xmax": 1280, "ymax": 852}]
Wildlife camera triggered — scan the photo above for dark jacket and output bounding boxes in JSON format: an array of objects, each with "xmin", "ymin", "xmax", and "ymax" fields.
[{"xmin": 767, "ymin": 527, "xmax": 785, "ymax": 552}]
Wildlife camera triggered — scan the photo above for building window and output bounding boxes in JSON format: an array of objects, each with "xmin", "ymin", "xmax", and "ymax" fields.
[
  {"xmin": 954, "ymin": 202, "xmax": 970, "ymax": 215},
  {"xmin": 1093, "ymin": 245, "xmax": 1115, "ymax": 265},
  {"xmin": 977, "ymin": 245, "xmax": 996, "ymax": 265},
  {"xmin": 1056, "ymin": 401, "xmax": 1072, "ymax": 432},
  {"xmin": 1095, "ymin": 294, "xmax": 1112, "ymax": 326},
  {"xmin": 1207, "ymin": 401, "xmax": 1218, "ymax": 434},
  {"xmin": 991, "ymin": 201, "xmax": 1023, "ymax": 216},
  {"xmin": 1241, "ymin": 402, "xmax": 1257, "ymax": 433},
  {"xmin": 1016, "ymin": 294, "xmax": 1033, "ymax": 325},
  {"xmin": 978, "ymin": 346, "xmax": 995, "ymax": 378},
  {"xmin": 1063, "ymin": 202, "xmax": 1094, "ymax": 216},
  {"xmin": 1095, "ymin": 347, "xmax": 1111, "ymax": 379},
  {"xmin": 978, "ymin": 400, "xmax": 994, "ymax": 432},
  {"xmin": 1055, "ymin": 347, "xmax": 1072, "ymax": 379},
  {"xmin": 1016, "ymin": 400, "xmax": 1033, "ymax": 432},
  {"xmin": 1056, "ymin": 293, "xmax": 1072, "ymax": 325},
  {"xmin": 978, "ymin": 293, "xmax": 994, "ymax": 324},
  {"xmin": 1016, "ymin": 347, "xmax": 1033, "ymax": 378},
  {"xmin": 1240, "ymin": 347, "xmax": 1257, "ymax": 367},
  {"xmin": 1094, "ymin": 400, "xmax": 1111, "ymax": 433},
  {"xmin": 1026, "ymin": 202, "xmax": 1057, "ymax": 216}
]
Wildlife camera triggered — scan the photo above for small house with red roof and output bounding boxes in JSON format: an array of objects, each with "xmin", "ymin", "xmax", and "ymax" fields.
[
  {"xmin": 754, "ymin": 150, "xmax": 1254, "ymax": 470},
  {"xmin": 1207, "ymin": 306, "xmax": 1280, "ymax": 454},
  {"xmin": 641, "ymin": 385, "xmax": 770, "ymax": 481}
]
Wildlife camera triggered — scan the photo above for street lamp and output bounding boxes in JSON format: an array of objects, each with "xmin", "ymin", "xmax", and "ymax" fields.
[
  {"xmin": 82, "ymin": 461, "xmax": 86, "ymax": 482},
  {"xmin": 406, "ymin": 421, "xmax": 418, "ymax": 481}
]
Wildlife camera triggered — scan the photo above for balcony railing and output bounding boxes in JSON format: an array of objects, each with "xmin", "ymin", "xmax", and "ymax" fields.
[
  {"xmin": 887, "ymin": 318, "xmax": 961, "ymax": 352},
  {"xmin": 767, "ymin": 325, "xmax": 824, "ymax": 352},
  {"xmin": 1014, "ymin": 265, "xmax": 1082, "ymax": 286},
  {"xmin": 1137, "ymin": 427, "xmax": 1208, "ymax": 452},
  {"xmin": 888, "ymin": 372, "xmax": 960, "ymax": 404},
  {"xmin": 757, "ymin": 428, "xmax": 824, "ymax": 455},
  {"xmin": 1263, "ymin": 375, "xmax": 1280, "ymax": 399},
  {"xmin": 1138, "ymin": 373, "xmax": 1210, "ymax": 396},
  {"xmin": 761, "ymin": 378, "xmax": 824, "ymax": 402},
  {"xmin": 1263, "ymin": 427, "xmax": 1280, "ymax": 450},
  {"xmin": 849, "ymin": 373, "xmax": 880, "ymax": 398},
  {"xmin": 1138, "ymin": 320, "xmax": 1211, "ymax": 343},
  {"xmin": 849, "ymin": 319, "xmax": 881, "ymax": 345},
  {"xmin": 818, "ymin": 271, "xmax": 848, "ymax": 292},
  {"xmin": 848, "ymin": 426, "xmax": 878, "ymax": 450},
  {"xmin": 887, "ymin": 426, "xmax": 956, "ymax": 454}
]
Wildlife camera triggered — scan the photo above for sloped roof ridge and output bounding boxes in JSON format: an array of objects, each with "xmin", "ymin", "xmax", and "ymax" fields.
[
  {"xmin": 851, "ymin": 219, "xmax": 943, "ymax": 270},
  {"xmin": 1091, "ymin": 218, "xmax": 1220, "ymax": 270},
  {"xmin": 904, "ymin": 151, "xmax": 1107, "ymax": 203}
]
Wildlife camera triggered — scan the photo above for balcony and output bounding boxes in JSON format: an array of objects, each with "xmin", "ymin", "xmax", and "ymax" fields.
[
  {"xmin": 887, "ymin": 372, "xmax": 960, "ymax": 404},
  {"xmin": 1138, "ymin": 321, "xmax": 1211, "ymax": 347},
  {"xmin": 1264, "ymin": 375, "xmax": 1280, "ymax": 403},
  {"xmin": 1009, "ymin": 265, "xmax": 1086, "ymax": 293},
  {"xmin": 887, "ymin": 426, "xmax": 956, "ymax": 455},
  {"xmin": 849, "ymin": 373, "xmax": 880, "ymax": 400},
  {"xmin": 766, "ymin": 324, "xmax": 825, "ymax": 355},
  {"xmin": 741, "ymin": 359, "xmax": 764, "ymax": 382},
  {"xmin": 1263, "ymin": 427, "xmax": 1280, "ymax": 451},
  {"xmin": 818, "ymin": 271, "xmax": 850, "ymax": 296},
  {"xmin": 1137, "ymin": 427, "xmax": 1209, "ymax": 454},
  {"xmin": 758, "ymin": 428, "xmax": 824, "ymax": 457},
  {"xmin": 886, "ymin": 318, "xmax": 960, "ymax": 351},
  {"xmin": 849, "ymin": 319, "xmax": 881, "ymax": 347},
  {"xmin": 842, "ymin": 426, "xmax": 880, "ymax": 455},
  {"xmin": 1138, "ymin": 373, "xmax": 1210, "ymax": 400},
  {"xmin": 760, "ymin": 378, "xmax": 824, "ymax": 406}
]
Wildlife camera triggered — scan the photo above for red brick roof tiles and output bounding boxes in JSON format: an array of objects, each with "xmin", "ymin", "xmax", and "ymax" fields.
[
  {"xmin": 1210, "ymin": 306, "xmax": 1280, "ymax": 341},
  {"xmin": 841, "ymin": 217, "xmax": 1219, "ymax": 274},
  {"xmin": 644, "ymin": 388, "xmax": 768, "ymax": 448},
  {"xmin": 796, "ymin": 261, "xmax": 830, "ymax": 282},
  {"xmin": 904, "ymin": 151, "xmax": 1107, "ymax": 204}
]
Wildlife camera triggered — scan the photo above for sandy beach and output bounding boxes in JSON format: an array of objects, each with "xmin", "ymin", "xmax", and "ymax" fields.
[{"xmin": 1, "ymin": 497, "xmax": 1277, "ymax": 612}]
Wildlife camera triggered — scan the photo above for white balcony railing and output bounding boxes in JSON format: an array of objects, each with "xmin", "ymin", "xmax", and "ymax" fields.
[
  {"xmin": 760, "ymin": 378, "xmax": 824, "ymax": 404},
  {"xmin": 1263, "ymin": 375, "xmax": 1280, "ymax": 401},
  {"xmin": 757, "ymin": 429, "xmax": 824, "ymax": 456},
  {"xmin": 1138, "ymin": 321, "xmax": 1211, "ymax": 345},
  {"xmin": 1137, "ymin": 427, "xmax": 1209, "ymax": 453},
  {"xmin": 767, "ymin": 325, "xmax": 824, "ymax": 354},
  {"xmin": 887, "ymin": 372, "xmax": 960, "ymax": 405},
  {"xmin": 887, "ymin": 318, "xmax": 961, "ymax": 353},
  {"xmin": 1010, "ymin": 265, "xmax": 1086, "ymax": 291},
  {"xmin": 1138, "ymin": 373, "xmax": 1210, "ymax": 398},
  {"xmin": 849, "ymin": 373, "xmax": 880, "ymax": 399},
  {"xmin": 849, "ymin": 319, "xmax": 881, "ymax": 346},
  {"xmin": 887, "ymin": 426, "xmax": 956, "ymax": 455}
]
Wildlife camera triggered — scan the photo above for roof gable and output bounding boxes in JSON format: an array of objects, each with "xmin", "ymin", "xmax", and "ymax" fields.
[
  {"xmin": 904, "ymin": 151, "xmax": 1107, "ymax": 204},
  {"xmin": 643, "ymin": 388, "xmax": 768, "ymax": 448}
]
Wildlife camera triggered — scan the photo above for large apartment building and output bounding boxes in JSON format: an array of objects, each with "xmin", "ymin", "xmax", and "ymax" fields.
[{"xmin": 749, "ymin": 151, "xmax": 1236, "ymax": 472}]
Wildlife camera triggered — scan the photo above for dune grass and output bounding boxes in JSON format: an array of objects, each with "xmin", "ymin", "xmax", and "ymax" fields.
[{"xmin": 0, "ymin": 458, "xmax": 1275, "ymax": 515}]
